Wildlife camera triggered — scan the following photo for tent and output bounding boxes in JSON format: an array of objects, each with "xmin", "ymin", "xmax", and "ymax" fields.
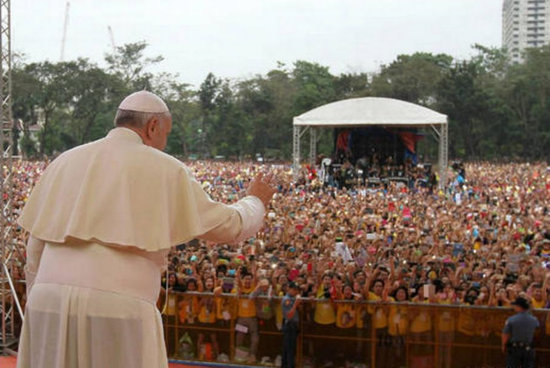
[{"xmin": 292, "ymin": 97, "xmax": 448, "ymax": 186}]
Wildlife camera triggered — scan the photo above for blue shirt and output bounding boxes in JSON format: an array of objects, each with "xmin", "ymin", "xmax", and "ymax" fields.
[
  {"xmin": 503, "ymin": 311, "xmax": 539, "ymax": 344},
  {"xmin": 282, "ymin": 294, "xmax": 299, "ymax": 323}
]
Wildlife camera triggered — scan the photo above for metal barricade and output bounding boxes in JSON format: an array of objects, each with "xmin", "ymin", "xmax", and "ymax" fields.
[{"xmin": 162, "ymin": 292, "xmax": 550, "ymax": 368}]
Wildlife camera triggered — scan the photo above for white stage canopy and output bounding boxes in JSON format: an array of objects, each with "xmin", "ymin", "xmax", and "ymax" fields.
[{"xmin": 292, "ymin": 97, "xmax": 449, "ymax": 186}]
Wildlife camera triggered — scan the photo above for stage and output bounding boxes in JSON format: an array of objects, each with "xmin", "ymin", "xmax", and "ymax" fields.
[
  {"xmin": 0, "ymin": 357, "xmax": 197, "ymax": 368},
  {"xmin": 0, "ymin": 356, "xmax": 261, "ymax": 368}
]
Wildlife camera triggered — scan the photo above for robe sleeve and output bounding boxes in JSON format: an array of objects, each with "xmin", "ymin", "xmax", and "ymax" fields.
[
  {"xmin": 199, "ymin": 196, "xmax": 265, "ymax": 243},
  {"xmin": 24, "ymin": 235, "xmax": 46, "ymax": 294}
]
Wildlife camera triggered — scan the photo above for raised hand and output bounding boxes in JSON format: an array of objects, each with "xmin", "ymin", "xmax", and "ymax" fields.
[{"xmin": 247, "ymin": 172, "xmax": 277, "ymax": 208}]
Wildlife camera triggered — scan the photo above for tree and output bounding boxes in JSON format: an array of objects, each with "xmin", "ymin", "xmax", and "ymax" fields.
[
  {"xmin": 437, "ymin": 47, "xmax": 510, "ymax": 159},
  {"xmin": 197, "ymin": 73, "xmax": 253, "ymax": 158},
  {"xmin": 292, "ymin": 60, "xmax": 336, "ymax": 113},
  {"xmin": 236, "ymin": 63, "xmax": 297, "ymax": 157},
  {"xmin": 10, "ymin": 40, "xmax": 550, "ymax": 161},
  {"xmin": 371, "ymin": 52, "xmax": 453, "ymax": 106},
  {"xmin": 333, "ymin": 72, "xmax": 370, "ymax": 99},
  {"xmin": 65, "ymin": 60, "xmax": 120, "ymax": 144},
  {"xmin": 14, "ymin": 61, "xmax": 75, "ymax": 154},
  {"xmin": 154, "ymin": 75, "xmax": 200, "ymax": 156},
  {"xmin": 501, "ymin": 45, "xmax": 550, "ymax": 158},
  {"xmin": 104, "ymin": 41, "xmax": 163, "ymax": 92},
  {"xmin": 13, "ymin": 59, "xmax": 122, "ymax": 154}
]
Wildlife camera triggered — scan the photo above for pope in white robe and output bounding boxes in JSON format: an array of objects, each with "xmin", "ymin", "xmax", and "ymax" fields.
[{"xmin": 16, "ymin": 91, "xmax": 276, "ymax": 368}]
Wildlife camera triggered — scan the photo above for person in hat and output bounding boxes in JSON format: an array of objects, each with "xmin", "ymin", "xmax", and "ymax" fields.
[
  {"xmin": 16, "ymin": 91, "xmax": 276, "ymax": 368},
  {"xmin": 281, "ymin": 281, "xmax": 301, "ymax": 368},
  {"xmin": 502, "ymin": 297, "xmax": 540, "ymax": 368}
]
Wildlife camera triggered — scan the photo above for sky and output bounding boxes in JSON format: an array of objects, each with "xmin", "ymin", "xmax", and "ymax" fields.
[{"xmin": 13, "ymin": 0, "xmax": 503, "ymax": 87}]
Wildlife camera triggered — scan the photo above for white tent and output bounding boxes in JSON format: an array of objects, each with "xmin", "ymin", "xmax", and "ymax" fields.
[{"xmin": 292, "ymin": 97, "xmax": 448, "ymax": 186}]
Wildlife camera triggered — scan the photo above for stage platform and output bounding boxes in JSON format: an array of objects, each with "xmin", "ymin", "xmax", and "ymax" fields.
[{"xmin": 0, "ymin": 356, "xmax": 261, "ymax": 368}]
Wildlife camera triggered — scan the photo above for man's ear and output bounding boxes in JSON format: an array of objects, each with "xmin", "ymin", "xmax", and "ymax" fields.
[{"xmin": 145, "ymin": 117, "xmax": 159, "ymax": 138}]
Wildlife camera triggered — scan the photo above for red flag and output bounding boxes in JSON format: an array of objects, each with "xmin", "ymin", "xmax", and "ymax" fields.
[{"xmin": 397, "ymin": 132, "xmax": 423, "ymax": 153}]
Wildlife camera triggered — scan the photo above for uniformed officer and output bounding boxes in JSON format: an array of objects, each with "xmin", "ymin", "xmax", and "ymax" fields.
[
  {"xmin": 282, "ymin": 282, "xmax": 301, "ymax": 368},
  {"xmin": 502, "ymin": 297, "xmax": 540, "ymax": 368}
]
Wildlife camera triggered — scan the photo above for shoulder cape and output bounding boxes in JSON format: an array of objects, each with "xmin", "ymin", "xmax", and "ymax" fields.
[{"xmin": 18, "ymin": 128, "xmax": 234, "ymax": 251}]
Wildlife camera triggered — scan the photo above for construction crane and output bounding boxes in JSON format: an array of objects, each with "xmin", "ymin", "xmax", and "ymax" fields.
[
  {"xmin": 60, "ymin": 2, "xmax": 70, "ymax": 61},
  {"xmin": 108, "ymin": 25, "xmax": 116, "ymax": 53}
]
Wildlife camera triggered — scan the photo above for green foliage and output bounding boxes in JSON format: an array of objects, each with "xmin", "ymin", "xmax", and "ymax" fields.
[
  {"xmin": 11, "ymin": 42, "xmax": 550, "ymax": 160},
  {"xmin": 371, "ymin": 52, "xmax": 452, "ymax": 106},
  {"xmin": 104, "ymin": 41, "xmax": 163, "ymax": 91},
  {"xmin": 333, "ymin": 72, "xmax": 370, "ymax": 99},
  {"xmin": 292, "ymin": 60, "xmax": 336, "ymax": 112}
]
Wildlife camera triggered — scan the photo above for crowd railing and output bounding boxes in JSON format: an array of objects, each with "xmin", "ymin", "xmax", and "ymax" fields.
[{"xmin": 162, "ymin": 291, "xmax": 550, "ymax": 368}]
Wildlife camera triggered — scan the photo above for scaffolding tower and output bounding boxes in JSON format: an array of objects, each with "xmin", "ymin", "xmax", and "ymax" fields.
[{"xmin": 0, "ymin": 0, "xmax": 23, "ymax": 356}]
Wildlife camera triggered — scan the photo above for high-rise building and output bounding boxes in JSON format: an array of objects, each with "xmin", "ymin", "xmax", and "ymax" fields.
[{"xmin": 502, "ymin": 0, "xmax": 550, "ymax": 63}]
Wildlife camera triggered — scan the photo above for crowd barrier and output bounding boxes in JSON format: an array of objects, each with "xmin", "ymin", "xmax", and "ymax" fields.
[{"xmin": 162, "ymin": 292, "xmax": 550, "ymax": 368}]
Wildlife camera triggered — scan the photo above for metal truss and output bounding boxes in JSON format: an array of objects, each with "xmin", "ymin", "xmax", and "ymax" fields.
[
  {"xmin": 292, "ymin": 126, "xmax": 301, "ymax": 180},
  {"xmin": 292, "ymin": 125, "xmax": 314, "ymax": 179},
  {"xmin": 439, "ymin": 123, "xmax": 448, "ymax": 188},
  {"xmin": 0, "ymin": 0, "xmax": 22, "ymax": 356},
  {"xmin": 432, "ymin": 123, "xmax": 449, "ymax": 189},
  {"xmin": 308, "ymin": 127, "xmax": 317, "ymax": 167}
]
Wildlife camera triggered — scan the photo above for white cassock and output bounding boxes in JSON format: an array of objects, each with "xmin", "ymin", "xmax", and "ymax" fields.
[{"xmin": 16, "ymin": 127, "xmax": 265, "ymax": 368}]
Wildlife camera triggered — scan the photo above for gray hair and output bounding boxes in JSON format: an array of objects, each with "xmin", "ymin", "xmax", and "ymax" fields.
[{"xmin": 114, "ymin": 109, "xmax": 171, "ymax": 128}]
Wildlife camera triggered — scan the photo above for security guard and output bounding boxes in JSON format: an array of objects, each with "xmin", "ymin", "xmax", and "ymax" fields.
[
  {"xmin": 282, "ymin": 282, "xmax": 301, "ymax": 368},
  {"xmin": 502, "ymin": 297, "xmax": 539, "ymax": 368}
]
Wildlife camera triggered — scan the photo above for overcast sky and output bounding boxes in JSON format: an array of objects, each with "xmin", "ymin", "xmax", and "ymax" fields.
[{"xmin": 13, "ymin": 0, "xmax": 503, "ymax": 87}]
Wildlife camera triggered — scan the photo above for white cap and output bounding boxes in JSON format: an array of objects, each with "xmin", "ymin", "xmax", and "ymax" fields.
[{"xmin": 118, "ymin": 90, "xmax": 169, "ymax": 113}]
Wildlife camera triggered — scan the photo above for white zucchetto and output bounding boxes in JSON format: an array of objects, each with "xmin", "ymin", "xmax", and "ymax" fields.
[{"xmin": 118, "ymin": 90, "xmax": 169, "ymax": 113}]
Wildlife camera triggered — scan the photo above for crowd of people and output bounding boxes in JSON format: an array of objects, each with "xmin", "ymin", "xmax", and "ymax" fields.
[
  {"xmin": 8, "ymin": 160, "xmax": 49, "ymax": 309},
  {"xmin": 7, "ymin": 159, "xmax": 550, "ymax": 367},
  {"xmin": 155, "ymin": 160, "xmax": 550, "ymax": 366},
  {"xmin": 320, "ymin": 153, "xmax": 435, "ymax": 190}
]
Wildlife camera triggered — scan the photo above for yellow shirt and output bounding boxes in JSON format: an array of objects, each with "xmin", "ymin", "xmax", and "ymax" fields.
[
  {"xmin": 457, "ymin": 308, "xmax": 475, "ymax": 336},
  {"xmin": 275, "ymin": 290, "xmax": 284, "ymax": 327},
  {"xmin": 178, "ymin": 295, "xmax": 199, "ymax": 324},
  {"xmin": 314, "ymin": 286, "xmax": 336, "ymax": 325},
  {"xmin": 410, "ymin": 306, "xmax": 432, "ymax": 333},
  {"xmin": 165, "ymin": 293, "xmax": 178, "ymax": 316},
  {"xmin": 388, "ymin": 305, "xmax": 408, "ymax": 336},
  {"xmin": 474, "ymin": 309, "xmax": 490, "ymax": 337},
  {"xmin": 491, "ymin": 310, "xmax": 509, "ymax": 336},
  {"xmin": 336, "ymin": 301, "xmax": 357, "ymax": 328},
  {"xmin": 232, "ymin": 285, "xmax": 257, "ymax": 318},
  {"xmin": 437, "ymin": 300, "xmax": 455, "ymax": 332},
  {"xmin": 367, "ymin": 292, "xmax": 389, "ymax": 329},
  {"xmin": 532, "ymin": 298, "xmax": 545, "ymax": 309},
  {"xmin": 197, "ymin": 297, "xmax": 216, "ymax": 323},
  {"xmin": 215, "ymin": 296, "xmax": 235, "ymax": 320}
]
